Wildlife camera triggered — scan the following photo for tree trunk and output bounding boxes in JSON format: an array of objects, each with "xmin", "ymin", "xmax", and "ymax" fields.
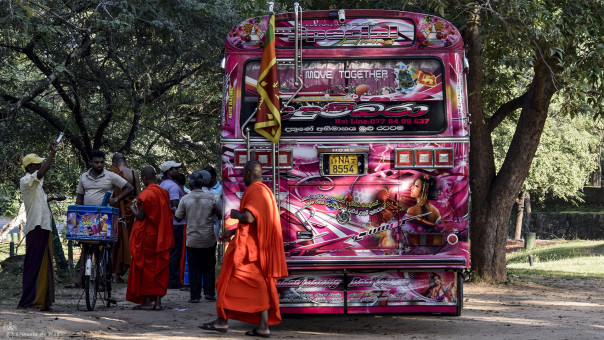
[
  {"xmin": 523, "ymin": 192, "xmax": 532, "ymax": 233},
  {"xmin": 514, "ymin": 191, "xmax": 526, "ymax": 240},
  {"xmin": 463, "ymin": 5, "xmax": 559, "ymax": 282},
  {"xmin": 0, "ymin": 204, "xmax": 26, "ymax": 240}
]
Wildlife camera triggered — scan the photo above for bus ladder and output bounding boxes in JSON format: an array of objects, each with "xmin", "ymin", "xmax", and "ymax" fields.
[{"xmin": 239, "ymin": 2, "xmax": 304, "ymax": 200}]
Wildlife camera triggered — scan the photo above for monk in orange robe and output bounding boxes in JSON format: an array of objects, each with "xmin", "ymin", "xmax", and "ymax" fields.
[
  {"xmin": 109, "ymin": 152, "xmax": 141, "ymax": 283},
  {"xmin": 126, "ymin": 166, "xmax": 174, "ymax": 310},
  {"xmin": 201, "ymin": 160, "xmax": 288, "ymax": 338}
]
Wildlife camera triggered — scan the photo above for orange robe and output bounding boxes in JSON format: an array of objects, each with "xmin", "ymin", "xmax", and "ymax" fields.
[
  {"xmin": 126, "ymin": 183, "xmax": 174, "ymax": 304},
  {"xmin": 216, "ymin": 182, "xmax": 288, "ymax": 326},
  {"xmin": 109, "ymin": 166, "xmax": 135, "ymax": 276}
]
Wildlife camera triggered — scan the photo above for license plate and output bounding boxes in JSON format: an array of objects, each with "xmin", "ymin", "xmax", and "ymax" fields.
[{"xmin": 328, "ymin": 154, "xmax": 359, "ymax": 175}]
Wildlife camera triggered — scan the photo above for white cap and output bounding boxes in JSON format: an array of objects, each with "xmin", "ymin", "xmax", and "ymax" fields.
[{"xmin": 160, "ymin": 161, "xmax": 182, "ymax": 173}]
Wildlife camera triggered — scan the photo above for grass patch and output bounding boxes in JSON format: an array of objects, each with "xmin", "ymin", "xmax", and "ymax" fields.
[
  {"xmin": 0, "ymin": 267, "xmax": 23, "ymax": 305},
  {"xmin": 0, "ymin": 238, "xmax": 81, "ymax": 305},
  {"xmin": 507, "ymin": 240, "xmax": 604, "ymax": 279}
]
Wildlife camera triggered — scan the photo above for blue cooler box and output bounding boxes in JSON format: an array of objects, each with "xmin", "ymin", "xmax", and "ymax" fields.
[{"xmin": 66, "ymin": 205, "xmax": 119, "ymax": 242}]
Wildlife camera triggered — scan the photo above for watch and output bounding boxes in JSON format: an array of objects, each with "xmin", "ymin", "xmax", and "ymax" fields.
[{"xmin": 113, "ymin": 198, "xmax": 118, "ymax": 204}]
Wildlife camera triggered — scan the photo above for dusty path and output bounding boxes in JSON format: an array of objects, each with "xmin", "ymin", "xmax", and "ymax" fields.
[{"xmin": 1, "ymin": 277, "xmax": 603, "ymax": 339}]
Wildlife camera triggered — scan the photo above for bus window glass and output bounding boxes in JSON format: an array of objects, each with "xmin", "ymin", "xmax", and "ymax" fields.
[{"xmin": 242, "ymin": 58, "xmax": 446, "ymax": 135}]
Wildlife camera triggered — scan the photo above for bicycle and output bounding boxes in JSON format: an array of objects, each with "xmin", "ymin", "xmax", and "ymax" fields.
[{"xmin": 78, "ymin": 240, "xmax": 115, "ymax": 311}]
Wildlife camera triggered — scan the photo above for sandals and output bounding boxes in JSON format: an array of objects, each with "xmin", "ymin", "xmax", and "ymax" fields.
[
  {"xmin": 199, "ymin": 322, "xmax": 228, "ymax": 333},
  {"xmin": 152, "ymin": 305, "xmax": 164, "ymax": 311},
  {"xmin": 245, "ymin": 328, "xmax": 270, "ymax": 338},
  {"xmin": 132, "ymin": 305, "xmax": 153, "ymax": 311},
  {"xmin": 64, "ymin": 283, "xmax": 79, "ymax": 289}
]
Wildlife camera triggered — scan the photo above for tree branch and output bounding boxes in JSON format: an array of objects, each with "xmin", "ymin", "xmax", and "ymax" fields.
[
  {"xmin": 121, "ymin": 100, "xmax": 143, "ymax": 153},
  {"xmin": 486, "ymin": 92, "xmax": 527, "ymax": 132},
  {"xmin": 3, "ymin": 35, "xmax": 95, "ymax": 154},
  {"xmin": 93, "ymin": 85, "xmax": 114, "ymax": 150},
  {"xmin": 145, "ymin": 65, "xmax": 203, "ymax": 103},
  {"xmin": 1, "ymin": 93, "xmax": 87, "ymax": 158}
]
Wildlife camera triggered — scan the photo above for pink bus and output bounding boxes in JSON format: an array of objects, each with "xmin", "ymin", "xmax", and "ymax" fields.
[{"xmin": 221, "ymin": 7, "xmax": 470, "ymax": 315}]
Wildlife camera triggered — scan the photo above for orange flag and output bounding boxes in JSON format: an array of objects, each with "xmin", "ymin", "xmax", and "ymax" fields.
[{"xmin": 254, "ymin": 14, "xmax": 281, "ymax": 144}]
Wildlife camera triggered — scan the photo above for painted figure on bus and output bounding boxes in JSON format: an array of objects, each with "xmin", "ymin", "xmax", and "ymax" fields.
[
  {"xmin": 394, "ymin": 62, "xmax": 416, "ymax": 93},
  {"xmin": 376, "ymin": 175, "xmax": 442, "ymax": 252},
  {"xmin": 407, "ymin": 175, "xmax": 441, "ymax": 226},
  {"xmin": 423, "ymin": 272, "xmax": 454, "ymax": 302}
]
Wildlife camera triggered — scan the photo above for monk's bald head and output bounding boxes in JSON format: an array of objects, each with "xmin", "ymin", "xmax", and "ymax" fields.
[
  {"xmin": 141, "ymin": 166, "xmax": 157, "ymax": 186},
  {"xmin": 243, "ymin": 160, "xmax": 262, "ymax": 186},
  {"xmin": 112, "ymin": 152, "xmax": 125, "ymax": 165}
]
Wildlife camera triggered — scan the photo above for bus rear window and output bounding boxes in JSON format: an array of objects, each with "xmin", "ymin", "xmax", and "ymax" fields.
[{"xmin": 242, "ymin": 58, "xmax": 446, "ymax": 135}]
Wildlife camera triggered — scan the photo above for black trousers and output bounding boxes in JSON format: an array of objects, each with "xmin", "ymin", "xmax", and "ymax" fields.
[
  {"xmin": 169, "ymin": 224, "xmax": 184, "ymax": 288},
  {"xmin": 186, "ymin": 245, "xmax": 216, "ymax": 300}
]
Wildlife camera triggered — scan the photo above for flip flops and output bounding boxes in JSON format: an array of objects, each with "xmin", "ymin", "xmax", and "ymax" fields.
[
  {"xmin": 64, "ymin": 283, "xmax": 79, "ymax": 289},
  {"xmin": 132, "ymin": 305, "xmax": 153, "ymax": 311},
  {"xmin": 245, "ymin": 329, "xmax": 270, "ymax": 338},
  {"xmin": 199, "ymin": 322, "xmax": 228, "ymax": 333}
]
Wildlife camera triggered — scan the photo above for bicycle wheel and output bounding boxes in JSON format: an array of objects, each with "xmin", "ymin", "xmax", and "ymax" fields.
[
  {"xmin": 102, "ymin": 246, "xmax": 113, "ymax": 307},
  {"xmin": 84, "ymin": 246, "xmax": 99, "ymax": 311}
]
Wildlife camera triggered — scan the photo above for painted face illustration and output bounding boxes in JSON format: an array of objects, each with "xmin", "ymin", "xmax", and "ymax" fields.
[{"xmin": 410, "ymin": 179, "xmax": 422, "ymax": 199}]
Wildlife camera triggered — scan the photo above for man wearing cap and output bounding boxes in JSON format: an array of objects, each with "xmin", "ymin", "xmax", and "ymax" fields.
[
  {"xmin": 18, "ymin": 142, "xmax": 66, "ymax": 311},
  {"xmin": 160, "ymin": 160, "xmax": 186, "ymax": 289}
]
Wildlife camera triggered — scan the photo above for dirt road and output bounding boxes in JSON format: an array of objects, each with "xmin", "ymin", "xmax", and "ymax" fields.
[{"xmin": 1, "ymin": 277, "xmax": 603, "ymax": 339}]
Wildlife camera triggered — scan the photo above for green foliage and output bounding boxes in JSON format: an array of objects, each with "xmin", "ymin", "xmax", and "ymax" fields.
[
  {"xmin": 480, "ymin": 0, "xmax": 604, "ymax": 119},
  {"xmin": 493, "ymin": 115, "xmax": 601, "ymax": 203},
  {"xmin": 0, "ymin": 0, "xmax": 246, "ymax": 203}
]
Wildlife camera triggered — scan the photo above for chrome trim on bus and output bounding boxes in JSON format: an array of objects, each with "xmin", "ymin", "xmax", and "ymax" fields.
[
  {"xmin": 285, "ymin": 257, "xmax": 467, "ymax": 267},
  {"xmin": 221, "ymin": 137, "xmax": 470, "ymax": 144}
]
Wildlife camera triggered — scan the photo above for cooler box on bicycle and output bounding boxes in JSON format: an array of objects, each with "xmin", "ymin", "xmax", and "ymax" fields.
[{"xmin": 66, "ymin": 205, "xmax": 119, "ymax": 242}]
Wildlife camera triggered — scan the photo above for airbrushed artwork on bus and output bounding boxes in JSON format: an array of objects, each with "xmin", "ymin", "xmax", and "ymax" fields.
[
  {"xmin": 221, "ymin": 141, "xmax": 469, "ymax": 262},
  {"xmin": 226, "ymin": 14, "xmax": 462, "ymax": 50},
  {"xmin": 276, "ymin": 271, "xmax": 458, "ymax": 312},
  {"xmin": 221, "ymin": 8, "xmax": 469, "ymax": 315}
]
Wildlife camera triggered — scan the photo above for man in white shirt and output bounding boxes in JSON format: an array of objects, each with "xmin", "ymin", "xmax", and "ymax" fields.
[
  {"xmin": 18, "ymin": 142, "xmax": 66, "ymax": 311},
  {"xmin": 66, "ymin": 150, "xmax": 134, "ymax": 289},
  {"xmin": 76, "ymin": 150, "xmax": 134, "ymax": 205}
]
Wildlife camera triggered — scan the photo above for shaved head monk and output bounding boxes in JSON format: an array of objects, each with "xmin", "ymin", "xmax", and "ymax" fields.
[
  {"xmin": 127, "ymin": 166, "xmax": 174, "ymax": 310},
  {"xmin": 201, "ymin": 160, "xmax": 288, "ymax": 338}
]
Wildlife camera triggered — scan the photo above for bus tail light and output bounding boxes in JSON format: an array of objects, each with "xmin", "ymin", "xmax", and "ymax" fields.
[
  {"xmin": 415, "ymin": 150, "xmax": 433, "ymax": 167},
  {"xmin": 394, "ymin": 148, "xmax": 454, "ymax": 169},
  {"xmin": 435, "ymin": 149, "xmax": 454, "ymax": 168},
  {"xmin": 395, "ymin": 150, "xmax": 413, "ymax": 167},
  {"xmin": 233, "ymin": 149, "xmax": 293, "ymax": 169},
  {"xmin": 234, "ymin": 150, "xmax": 248, "ymax": 167},
  {"xmin": 254, "ymin": 150, "xmax": 273, "ymax": 167}
]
